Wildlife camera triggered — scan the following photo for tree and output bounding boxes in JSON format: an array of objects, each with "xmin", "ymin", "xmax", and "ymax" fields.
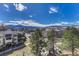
[
  {"xmin": 31, "ymin": 29, "xmax": 47, "ymax": 56},
  {"xmin": 47, "ymin": 29, "xmax": 56, "ymax": 56},
  {"xmin": 61, "ymin": 27, "xmax": 79, "ymax": 56},
  {"xmin": 23, "ymin": 51, "xmax": 25, "ymax": 56},
  {"xmin": 17, "ymin": 33, "xmax": 26, "ymax": 43}
]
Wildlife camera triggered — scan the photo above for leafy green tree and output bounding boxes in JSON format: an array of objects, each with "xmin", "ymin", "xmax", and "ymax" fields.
[{"xmin": 61, "ymin": 27, "xmax": 79, "ymax": 55}]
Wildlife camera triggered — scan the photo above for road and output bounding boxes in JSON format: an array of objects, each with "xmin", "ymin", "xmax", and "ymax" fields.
[{"xmin": 0, "ymin": 44, "xmax": 25, "ymax": 56}]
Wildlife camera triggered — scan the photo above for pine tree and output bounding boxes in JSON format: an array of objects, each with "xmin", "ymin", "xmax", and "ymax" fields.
[
  {"xmin": 47, "ymin": 29, "xmax": 56, "ymax": 56},
  {"xmin": 31, "ymin": 29, "xmax": 47, "ymax": 56},
  {"xmin": 61, "ymin": 27, "xmax": 79, "ymax": 55}
]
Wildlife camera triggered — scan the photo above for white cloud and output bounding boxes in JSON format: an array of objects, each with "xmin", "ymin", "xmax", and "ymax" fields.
[
  {"xmin": 0, "ymin": 20, "xmax": 3, "ymax": 24},
  {"xmin": 3, "ymin": 4, "xmax": 9, "ymax": 8},
  {"xmin": 0, "ymin": 20, "xmax": 2, "ymax": 23},
  {"xmin": 52, "ymin": 23, "xmax": 62, "ymax": 26},
  {"xmin": 3, "ymin": 4, "xmax": 9, "ymax": 11},
  {"xmin": 4, "ymin": 22, "xmax": 18, "ymax": 25},
  {"xmin": 49, "ymin": 7, "xmax": 58, "ymax": 14},
  {"xmin": 60, "ymin": 22, "xmax": 69, "ymax": 25},
  {"xmin": 8, "ymin": 20, "xmax": 71, "ymax": 27},
  {"xmin": 13, "ymin": 3, "xmax": 27, "ymax": 11},
  {"xmin": 52, "ymin": 22, "xmax": 69, "ymax": 26},
  {"xmin": 76, "ymin": 21, "xmax": 79, "ymax": 23},
  {"xmin": 29, "ymin": 15, "xmax": 33, "ymax": 18},
  {"xmin": 74, "ymin": 21, "xmax": 79, "ymax": 25},
  {"xmin": 4, "ymin": 20, "xmax": 79, "ymax": 27},
  {"xmin": 6, "ymin": 20, "xmax": 52, "ymax": 27},
  {"xmin": 4, "ymin": 20, "xmax": 72, "ymax": 27},
  {"xmin": 48, "ymin": 11, "xmax": 54, "ymax": 14}
]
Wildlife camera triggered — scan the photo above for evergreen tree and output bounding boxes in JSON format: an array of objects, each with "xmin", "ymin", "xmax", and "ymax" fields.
[
  {"xmin": 31, "ymin": 29, "xmax": 47, "ymax": 56},
  {"xmin": 61, "ymin": 27, "xmax": 79, "ymax": 55},
  {"xmin": 47, "ymin": 29, "xmax": 56, "ymax": 56}
]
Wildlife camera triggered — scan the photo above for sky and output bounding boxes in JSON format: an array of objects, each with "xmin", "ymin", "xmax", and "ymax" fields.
[{"xmin": 0, "ymin": 3, "xmax": 79, "ymax": 27}]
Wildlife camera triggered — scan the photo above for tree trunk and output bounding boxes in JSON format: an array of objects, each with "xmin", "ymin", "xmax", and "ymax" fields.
[
  {"xmin": 72, "ymin": 38, "xmax": 75, "ymax": 56},
  {"xmin": 36, "ymin": 42, "xmax": 39, "ymax": 56},
  {"xmin": 52, "ymin": 37, "xmax": 55, "ymax": 56},
  {"xmin": 72, "ymin": 47, "xmax": 75, "ymax": 56}
]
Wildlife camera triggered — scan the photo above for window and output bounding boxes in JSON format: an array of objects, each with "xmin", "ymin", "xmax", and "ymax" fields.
[{"xmin": 5, "ymin": 34, "xmax": 12, "ymax": 40}]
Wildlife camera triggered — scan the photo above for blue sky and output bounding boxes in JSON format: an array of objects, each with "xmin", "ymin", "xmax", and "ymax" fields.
[{"xmin": 0, "ymin": 3, "xmax": 79, "ymax": 27}]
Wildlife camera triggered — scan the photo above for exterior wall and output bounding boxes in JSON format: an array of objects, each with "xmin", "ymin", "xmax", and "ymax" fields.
[
  {"xmin": 13, "ymin": 34, "xmax": 18, "ymax": 44},
  {"xmin": 0, "ymin": 33, "xmax": 4, "ymax": 47},
  {"xmin": 5, "ymin": 39, "xmax": 12, "ymax": 44},
  {"xmin": 4, "ymin": 30, "xmax": 14, "ymax": 44},
  {"xmin": 0, "ymin": 29, "xmax": 25, "ymax": 48},
  {"xmin": 0, "ymin": 36, "xmax": 4, "ymax": 47}
]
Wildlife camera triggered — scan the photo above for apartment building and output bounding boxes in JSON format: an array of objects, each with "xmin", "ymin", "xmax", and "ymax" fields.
[{"xmin": 0, "ymin": 29, "xmax": 26, "ymax": 50}]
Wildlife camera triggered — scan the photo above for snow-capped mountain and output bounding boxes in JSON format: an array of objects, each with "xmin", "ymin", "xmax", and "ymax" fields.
[
  {"xmin": 4, "ymin": 20, "xmax": 53, "ymax": 27},
  {"xmin": 1, "ymin": 20, "xmax": 79, "ymax": 30}
]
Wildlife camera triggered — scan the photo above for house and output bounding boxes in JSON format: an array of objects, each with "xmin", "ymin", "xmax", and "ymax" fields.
[{"xmin": 0, "ymin": 29, "xmax": 26, "ymax": 50}]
